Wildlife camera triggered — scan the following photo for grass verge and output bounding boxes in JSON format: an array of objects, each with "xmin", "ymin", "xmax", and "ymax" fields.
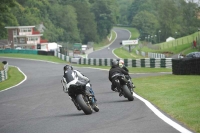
[
  {"xmin": 134, "ymin": 75, "xmax": 200, "ymax": 133},
  {"xmin": 0, "ymin": 54, "xmax": 67, "ymax": 63},
  {"xmin": 0, "ymin": 67, "xmax": 25, "ymax": 91},
  {"xmin": 73, "ymin": 64, "xmax": 172, "ymax": 73},
  {"xmin": 114, "ymin": 47, "xmax": 144, "ymax": 59}
]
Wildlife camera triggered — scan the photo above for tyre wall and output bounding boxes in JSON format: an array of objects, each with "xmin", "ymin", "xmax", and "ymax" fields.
[
  {"xmin": 0, "ymin": 61, "xmax": 8, "ymax": 82},
  {"xmin": 172, "ymin": 58, "xmax": 200, "ymax": 75}
]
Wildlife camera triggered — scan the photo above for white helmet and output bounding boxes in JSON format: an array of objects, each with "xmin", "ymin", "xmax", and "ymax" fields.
[{"xmin": 119, "ymin": 60, "xmax": 124, "ymax": 68}]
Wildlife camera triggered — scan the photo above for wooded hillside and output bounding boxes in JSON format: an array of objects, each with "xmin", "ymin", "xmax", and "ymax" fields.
[{"xmin": 1, "ymin": 0, "xmax": 200, "ymax": 44}]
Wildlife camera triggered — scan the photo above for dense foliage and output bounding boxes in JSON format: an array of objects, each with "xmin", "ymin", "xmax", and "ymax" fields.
[
  {"xmin": 117, "ymin": 0, "xmax": 200, "ymax": 42},
  {"xmin": 0, "ymin": 0, "xmax": 118, "ymax": 44},
  {"xmin": 0, "ymin": 0, "xmax": 200, "ymax": 44}
]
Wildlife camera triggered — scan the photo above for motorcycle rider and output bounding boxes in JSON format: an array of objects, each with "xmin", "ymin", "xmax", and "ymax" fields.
[
  {"xmin": 108, "ymin": 60, "xmax": 130, "ymax": 95},
  {"xmin": 118, "ymin": 59, "xmax": 135, "ymax": 88},
  {"xmin": 61, "ymin": 65, "xmax": 97, "ymax": 111}
]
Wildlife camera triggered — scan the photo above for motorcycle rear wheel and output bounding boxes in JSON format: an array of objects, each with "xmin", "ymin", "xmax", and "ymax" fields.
[
  {"xmin": 76, "ymin": 94, "xmax": 93, "ymax": 115},
  {"xmin": 122, "ymin": 85, "xmax": 134, "ymax": 101}
]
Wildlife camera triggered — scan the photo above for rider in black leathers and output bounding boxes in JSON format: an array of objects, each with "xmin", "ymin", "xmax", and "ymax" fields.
[
  {"xmin": 118, "ymin": 59, "xmax": 135, "ymax": 88},
  {"xmin": 108, "ymin": 60, "xmax": 129, "ymax": 93}
]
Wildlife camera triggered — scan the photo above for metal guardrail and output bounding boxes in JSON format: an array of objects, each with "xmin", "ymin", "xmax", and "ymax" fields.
[
  {"xmin": 0, "ymin": 62, "xmax": 8, "ymax": 82},
  {"xmin": 135, "ymin": 50, "xmax": 166, "ymax": 58}
]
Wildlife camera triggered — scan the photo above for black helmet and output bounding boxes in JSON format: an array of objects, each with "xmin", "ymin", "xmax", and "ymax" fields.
[
  {"xmin": 111, "ymin": 60, "xmax": 119, "ymax": 67},
  {"xmin": 63, "ymin": 65, "xmax": 73, "ymax": 71}
]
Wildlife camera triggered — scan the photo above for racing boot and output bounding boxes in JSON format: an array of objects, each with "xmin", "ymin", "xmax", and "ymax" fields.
[
  {"xmin": 119, "ymin": 90, "xmax": 123, "ymax": 97},
  {"xmin": 132, "ymin": 81, "xmax": 136, "ymax": 88},
  {"xmin": 111, "ymin": 85, "xmax": 118, "ymax": 92}
]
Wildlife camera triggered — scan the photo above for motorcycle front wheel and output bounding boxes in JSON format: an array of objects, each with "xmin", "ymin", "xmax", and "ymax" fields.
[
  {"xmin": 76, "ymin": 94, "xmax": 93, "ymax": 115},
  {"xmin": 122, "ymin": 85, "xmax": 134, "ymax": 101}
]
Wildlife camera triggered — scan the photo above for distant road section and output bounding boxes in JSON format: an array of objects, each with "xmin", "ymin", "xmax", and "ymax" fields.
[{"xmin": 88, "ymin": 28, "xmax": 131, "ymax": 59}]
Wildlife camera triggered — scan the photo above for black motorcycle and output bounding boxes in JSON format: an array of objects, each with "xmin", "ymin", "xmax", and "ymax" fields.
[
  {"xmin": 62, "ymin": 80, "xmax": 99, "ymax": 115},
  {"xmin": 112, "ymin": 73, "xmax": 134, "ymax": 101}
]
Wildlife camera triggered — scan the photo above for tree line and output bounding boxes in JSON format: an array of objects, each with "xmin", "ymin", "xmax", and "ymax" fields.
[
  {"xmin": 118, "ymin": 0, "xmax": 200, "ymax": 43},
  {"xmin": 0, "ymin": 0, "xmax": 200, "ymax": 45},
  {"xmin": 0, "ymin": 0, "xmax": 119, "ymax": 45}
]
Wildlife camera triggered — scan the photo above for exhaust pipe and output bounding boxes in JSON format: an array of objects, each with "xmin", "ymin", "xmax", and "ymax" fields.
[{"xmin": 88, "ymin": 96, "xmax": 92, "ymax": 100}]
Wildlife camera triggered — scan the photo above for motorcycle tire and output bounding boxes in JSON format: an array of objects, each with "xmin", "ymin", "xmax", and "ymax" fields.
[
  {"xmin": 122, "ymin": 85, "xmax": 134, "ymax": 101},
  {"xmin": 76, "ymin": 94, "xmax": 93, "ymax": 115}
]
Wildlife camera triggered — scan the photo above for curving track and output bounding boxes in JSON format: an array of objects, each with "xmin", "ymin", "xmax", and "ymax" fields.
[
  {"xmin": 88, "ymin": 28, "xmax": 131, "ymax": 59},
  {"xmin": 0, "ymin": 28, "xmax": 193, "ymax": 133}
]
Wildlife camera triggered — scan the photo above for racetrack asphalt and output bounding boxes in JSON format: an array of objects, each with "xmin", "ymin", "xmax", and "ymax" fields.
[{"xmin": 0, "ymin": 28, "xmax": 194, "ymax": 133}]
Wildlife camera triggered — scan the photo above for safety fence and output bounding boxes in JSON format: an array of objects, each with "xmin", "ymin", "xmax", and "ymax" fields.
[
  {"xmin": 56, "ymin": 52, "xmax": 71, "ymax": 62},
  {"xmin": 0, "ymin": 61, "xmax": 8, "ymax": 82},
  {"xmin": 135, "ymin": 50, "xmax": 166, "ymax": 58},
  {"xmin": 0, "ymin": 49, "xmax": 38, "ymax": 54},
  {"xmin": 78, "ymin": 58, "xmax": 172, "ymax": 68},
  {"xmin": 55, "ymin": 51, "xmax": 172, "ymax": 68}
]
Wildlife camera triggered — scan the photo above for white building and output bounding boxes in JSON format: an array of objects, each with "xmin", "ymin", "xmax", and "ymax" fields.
[
  {"xmin": 40, "ymin": 42, "xmax": 62, "ymax": 51},
  {"xmin": 166, "ymin": 37, "xmax": 175, "ymax": 42}
]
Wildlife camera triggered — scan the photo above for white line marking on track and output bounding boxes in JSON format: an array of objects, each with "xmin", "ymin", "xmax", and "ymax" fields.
[
  {"xmin": 0, "ymin": 58, "xmax": 193, "ymax": 133},
  {"xmin": 79, "ymin": 67, "xmax": 193, "ymax": 133},
  {"xmin": 134, "ymin": 93, "xmax": 193, "ymax": 133}
]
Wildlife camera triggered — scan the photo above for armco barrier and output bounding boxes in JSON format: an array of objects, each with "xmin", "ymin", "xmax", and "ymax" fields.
[
  {"xmin": 55, "ymin": 52, "xmax": 71, "ymax": 62},
  {"xmin": 0, "ymin": 61, "xmax": 9, "ymax": 82}
]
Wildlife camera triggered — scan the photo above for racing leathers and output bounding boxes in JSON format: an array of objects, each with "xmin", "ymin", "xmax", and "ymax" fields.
[
  {"xmin": 108, "ymin": 65, "xmax": 129, "ymax": 92},
  {"xmin": 119, "ymin": 60, "xmax": 135, "ymax": 88},
  {"xmin": 61, "ymin": 69, "xmax": 96, "ymax": 110}
]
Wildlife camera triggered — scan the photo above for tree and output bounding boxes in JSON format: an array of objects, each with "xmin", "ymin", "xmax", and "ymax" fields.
[
  {"xmin": 91, "ymin": 0, "xmax": 118, "ymax": 41},
  {"xmin": 0, "ymin": 12, "xmax": 18, "ymax": 39},
  {"xmin": 0, "ymin": 0, "xmax": 17, "ymax": 39},
  {"xmin": 179, "ymin": 0, "xmax": 200, "ymax": 35},
  {"xmin": 0, "ymin": 0, "xmax": 15, "ymax": 13},
  {"xmin": 50, "ymin": 4, "xmax": 80, "ymax": 42},
  {"xmin": 70, "ymin": 1, "xmax": 98, "ymax": 43},
  {"xmin": 156, "ymin": 0, "xmax": 180, "ymax": 40},
  {"xmin": 127, "ymin": 0, "xmax": 148, "ymax": 24},
  {"xmin": 61, "ymin": 5, "xmax": 81, "ymax": 42},
  {"xmin": 132, "ymin": 11, "xmax": 159, "ymax": 40},
  {"xmin": 12, "ymin": 5, "xmax": 41, "ymax": 26}
]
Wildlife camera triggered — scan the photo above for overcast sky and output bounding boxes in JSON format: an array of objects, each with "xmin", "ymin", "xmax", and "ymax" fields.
[{"xmin": 185, "ymin": 0, "xmax": 199, "ymax": 3}]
